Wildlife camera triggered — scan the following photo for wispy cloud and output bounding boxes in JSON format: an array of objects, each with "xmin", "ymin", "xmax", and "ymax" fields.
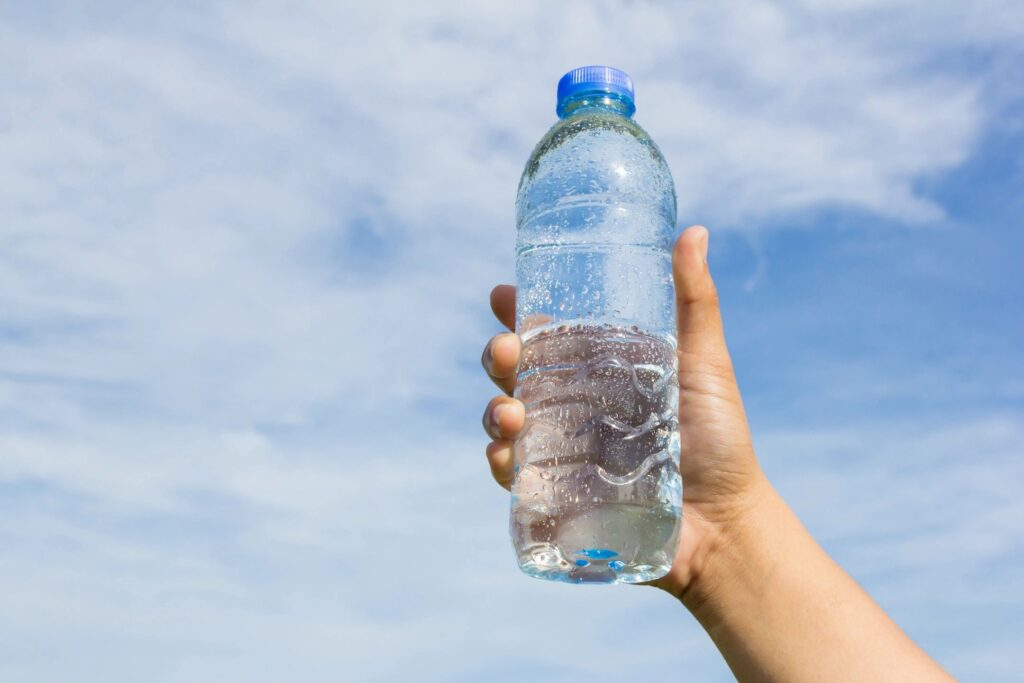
[{"xmin": 0, "ymin": 2, "xmax": 1021, "ymax": 681}]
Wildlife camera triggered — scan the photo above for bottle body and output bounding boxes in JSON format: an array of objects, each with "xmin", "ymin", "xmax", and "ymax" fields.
[{"xmin": 512, "ymin": 90, "xmax": 681, "ymax": 584}]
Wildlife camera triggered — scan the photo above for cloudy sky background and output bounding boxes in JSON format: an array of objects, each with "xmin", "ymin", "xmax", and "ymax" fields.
[{"xmin": 1, "ymin": 1, "xmax": 1022, "ymax": 681}]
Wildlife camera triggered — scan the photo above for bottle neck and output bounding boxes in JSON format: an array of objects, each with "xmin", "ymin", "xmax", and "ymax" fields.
[{"xmin": 557, "ymin": 92, "xmax": 636, "ymax": 119}]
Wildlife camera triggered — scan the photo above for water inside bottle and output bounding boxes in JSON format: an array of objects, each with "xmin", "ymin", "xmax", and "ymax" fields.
[{"xmin": 511, "ymin": 323, "xmax": 682, "ymax": 583}]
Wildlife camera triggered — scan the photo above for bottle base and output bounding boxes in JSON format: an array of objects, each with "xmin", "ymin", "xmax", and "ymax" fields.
[{"xmin": 516, "ymin": 543, "xmax": 672, "ymax": 585}]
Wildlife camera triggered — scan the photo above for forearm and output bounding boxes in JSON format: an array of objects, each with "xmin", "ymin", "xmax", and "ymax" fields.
[{"xmin": 682, "ymin": 476, "xmax": 954, "ymax": 682}]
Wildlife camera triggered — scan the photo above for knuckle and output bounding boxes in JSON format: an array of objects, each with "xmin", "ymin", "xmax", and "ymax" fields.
[{"xmin": 705, "ymin": 283, "xmax": 721, "ymax": 309}]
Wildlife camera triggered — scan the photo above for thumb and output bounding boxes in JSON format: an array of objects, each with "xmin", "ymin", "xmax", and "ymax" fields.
[{"xmin": 672, "ymin": 226, "xmax": 734, "ymax": 378}]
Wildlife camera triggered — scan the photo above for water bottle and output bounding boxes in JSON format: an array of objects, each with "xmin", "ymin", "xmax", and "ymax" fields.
[{"xmin": 512, "ymin": 66, "xmax": 681, "ymax": 584}]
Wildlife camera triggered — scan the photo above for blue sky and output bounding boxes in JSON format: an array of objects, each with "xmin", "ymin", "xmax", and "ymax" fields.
[{"xmin": 0, "ymin": 2, "xmax": 1022, "ymax": 681}]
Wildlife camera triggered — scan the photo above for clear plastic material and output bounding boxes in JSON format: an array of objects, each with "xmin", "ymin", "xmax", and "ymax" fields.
[{"xmin": 511, "ymin": 69, "xmax": 681, "ymax": 584}]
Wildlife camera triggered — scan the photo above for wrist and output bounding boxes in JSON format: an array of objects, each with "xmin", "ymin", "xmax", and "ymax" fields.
[{"xmin": 679, "ymin": 473, "xmax": 786, "ymax": 624}]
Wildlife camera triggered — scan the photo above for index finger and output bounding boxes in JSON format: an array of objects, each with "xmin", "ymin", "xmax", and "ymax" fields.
[{"xmin": 490, "ymin": 284, "xmax": 516, "ymax": 331}]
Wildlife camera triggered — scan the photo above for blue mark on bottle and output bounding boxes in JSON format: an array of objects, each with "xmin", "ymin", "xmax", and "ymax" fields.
[
  {"xmin": 574, "ymin": 559, "xmax": 590, "ymax": 567},
  {"xmin": 576, "ymin": 548, "xmax": 618, "ymax": 560},
  {"xmin": 608, "ymin": 560, "xmax": 625, "ymax": 572}
]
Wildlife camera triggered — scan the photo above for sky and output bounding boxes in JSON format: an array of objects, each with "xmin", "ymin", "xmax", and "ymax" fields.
[{"xmin": 0, "ymin": 1, "xmax": 1022, "ymax": 681}]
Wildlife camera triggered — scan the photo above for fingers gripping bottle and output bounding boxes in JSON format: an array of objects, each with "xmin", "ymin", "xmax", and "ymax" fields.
[{"xmin": 512, "ymin": 66, "xmax": 681, "ymax": 583}]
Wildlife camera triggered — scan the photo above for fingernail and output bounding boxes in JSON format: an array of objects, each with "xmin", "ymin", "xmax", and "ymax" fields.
[
  {"xmin": 698, "ymin": 227, "xmax": 709, "ymax": 263},
  {"xmin": 492, "ymin": 403, "xmax": 507, "ymax": 430},
  {"xmin": 481, "ymin": 343, "xmax": 493, "ymax": 373}
]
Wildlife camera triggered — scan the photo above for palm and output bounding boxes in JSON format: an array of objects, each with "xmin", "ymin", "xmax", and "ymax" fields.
[{"xmin": 656, "ymin": 350, "xmax": 759, "ymax": 597}]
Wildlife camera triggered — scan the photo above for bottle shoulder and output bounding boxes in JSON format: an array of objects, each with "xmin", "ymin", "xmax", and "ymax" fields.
[
  {"xmin": 521, "ymin": 113, "xmax": 665, "ymax": 177},
  {"xmin": 516, "ymin": 112, "xmax": 677, "ymax": 226}
]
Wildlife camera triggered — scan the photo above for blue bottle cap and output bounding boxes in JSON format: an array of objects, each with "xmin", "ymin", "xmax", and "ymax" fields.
[{"xmin": 556, "ymin": 65, "xmax": 635, "ymax": 117}]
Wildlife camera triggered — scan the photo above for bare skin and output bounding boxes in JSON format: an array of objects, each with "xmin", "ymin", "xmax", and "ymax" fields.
[{"xmin": 481, "ymin": 226, "xmax": 954, "ymax": 682}]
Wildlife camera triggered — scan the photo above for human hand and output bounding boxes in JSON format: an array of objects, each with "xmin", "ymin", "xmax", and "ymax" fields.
[{"xmin": 480, "ymin": 225, "xmax": 768, "ymax": 600}]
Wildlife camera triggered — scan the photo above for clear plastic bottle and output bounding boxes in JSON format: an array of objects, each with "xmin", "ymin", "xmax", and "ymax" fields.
[{"xmin": 512, "ymin": 66, "xmax": 681, "ymax": 584}]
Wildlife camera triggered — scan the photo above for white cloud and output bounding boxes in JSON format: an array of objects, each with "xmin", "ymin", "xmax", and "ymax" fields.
[
  {"xmin": 1, "ymin": 1, "xmax": 1015, "ymax": 428},
  {"xmin": 0, "ymin": 2, "xmax": 1021, "ymax": 680}
]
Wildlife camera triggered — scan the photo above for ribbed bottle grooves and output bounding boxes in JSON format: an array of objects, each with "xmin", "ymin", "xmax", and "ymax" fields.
[{"xmin": 563, "ymin": 66, "xmax": 633, "ymax": 92}]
